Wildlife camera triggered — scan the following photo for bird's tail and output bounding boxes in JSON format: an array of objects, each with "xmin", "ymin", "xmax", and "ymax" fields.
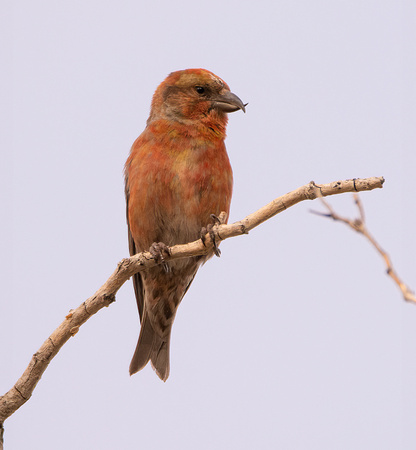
[{"xmin": 129, "ymin": 311, "xmax": 171, "ymax": 382}]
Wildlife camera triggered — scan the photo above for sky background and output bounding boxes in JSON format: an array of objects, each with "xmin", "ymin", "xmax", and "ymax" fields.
[{"xmin": 2, "ymin": 0, "xmax": 416, "ymax": 448}]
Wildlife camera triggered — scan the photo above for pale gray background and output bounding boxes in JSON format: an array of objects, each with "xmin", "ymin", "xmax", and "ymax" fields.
[{"xmin": 2, "ymin": 0, "xmax": 416, "ymax": 449}]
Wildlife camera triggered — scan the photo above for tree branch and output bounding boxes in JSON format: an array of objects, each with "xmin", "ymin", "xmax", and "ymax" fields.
[
  {"xmin": 311, "ymin": 193, "xmax": 415, "ymax": 303},
  {"xmin": 0, "ymin": 176, "xmax": 384, "ymax": 424}
]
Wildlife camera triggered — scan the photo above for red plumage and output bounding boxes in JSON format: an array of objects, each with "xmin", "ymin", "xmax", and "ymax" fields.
[{"xmin": 124, "ymin": 69, "xmax": 245, "ymax": 381}]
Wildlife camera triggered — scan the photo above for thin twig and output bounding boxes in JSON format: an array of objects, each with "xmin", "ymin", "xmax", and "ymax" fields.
[
  {"xmin": 0, "ymin": 176, "xmax": 384, "ymax": 424},
  {"xmin": 311, "ymin": 193, "xmax": 415, "ymax": 304}
]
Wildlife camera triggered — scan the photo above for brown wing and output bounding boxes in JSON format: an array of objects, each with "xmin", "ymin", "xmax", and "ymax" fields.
[{"xmin": 125, "ymin": 172, "xmax": 145, "ymax": 321}]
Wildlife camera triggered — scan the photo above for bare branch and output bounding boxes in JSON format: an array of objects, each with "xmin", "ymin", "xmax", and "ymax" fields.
[
  {"xmin": 0, "ymin": 176, "xmax": 384, "ymax": 423},
  {"xmin": 312, "ymin": 193, "xmax": 415, "ymax": 304}
]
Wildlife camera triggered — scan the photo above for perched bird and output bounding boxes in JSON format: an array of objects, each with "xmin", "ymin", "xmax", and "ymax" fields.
[{"xmin": 124, "ymin": 68, "xmax": 245, "ymax": 381}]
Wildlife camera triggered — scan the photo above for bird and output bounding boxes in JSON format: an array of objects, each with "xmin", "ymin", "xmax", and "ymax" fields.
[{"xmin": 124, "ymin": 68, "xmax": 245, "ymax": 381}]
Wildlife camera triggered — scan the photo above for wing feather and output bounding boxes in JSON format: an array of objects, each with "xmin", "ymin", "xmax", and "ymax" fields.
[{"xmin": 125, "ymin": 171, "xmax": 145, "ymax": 321}]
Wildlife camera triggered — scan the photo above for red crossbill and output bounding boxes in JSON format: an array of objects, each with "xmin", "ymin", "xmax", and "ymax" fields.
[{"xmin": 124, "ymin": 68, "xmax": 245, "ymax": 381}]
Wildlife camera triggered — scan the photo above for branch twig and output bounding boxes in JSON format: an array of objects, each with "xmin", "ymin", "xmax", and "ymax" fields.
[
  {"xmin": 311, "ymin": 193, "xmax": 415, "ymax": 304},
  {"xmin": 0, "ymin": 176, "xmax": 384, "ymax": 424}
]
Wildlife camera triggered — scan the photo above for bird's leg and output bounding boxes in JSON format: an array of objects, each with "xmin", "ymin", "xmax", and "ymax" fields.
[
  {"xmin": 149, "ymin": 242, "xmax": 171, "ymax": 272},
  {"xmin": 200, "ymin": 214, "xmax": 223, "ymax": 257}
]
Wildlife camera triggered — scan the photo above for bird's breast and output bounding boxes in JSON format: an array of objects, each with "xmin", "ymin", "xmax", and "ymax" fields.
[{"xmin": 127, "ymin": 131, "xmax": 233, "ymax": 250}]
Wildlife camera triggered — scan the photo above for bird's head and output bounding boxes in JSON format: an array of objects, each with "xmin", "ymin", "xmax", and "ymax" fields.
[{"xmin": 148, "ymin": 69, "xmax": 246, "ymax": 128}]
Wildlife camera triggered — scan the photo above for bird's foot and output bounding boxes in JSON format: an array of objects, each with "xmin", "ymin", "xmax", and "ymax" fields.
[
  {"xmin": 200, "ymin": 214, "xmax": 224, "ymax": 258},
  {"xmin": 149, "ymin": 242, "xmax": 171, "ymax": 272}
]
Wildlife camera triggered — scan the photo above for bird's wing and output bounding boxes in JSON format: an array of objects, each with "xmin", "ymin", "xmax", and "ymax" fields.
[{"xmin": 125, "ymin": 174, "xmax": 145, "ymax": 321}]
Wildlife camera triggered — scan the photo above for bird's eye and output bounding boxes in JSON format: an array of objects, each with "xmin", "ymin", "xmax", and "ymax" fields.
[{"xmin": 195, "ymin": 86, "xmax": 205, "ymax": 95}]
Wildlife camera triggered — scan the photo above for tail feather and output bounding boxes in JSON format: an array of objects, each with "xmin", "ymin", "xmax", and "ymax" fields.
[
  {"xmin": 129, "ymin": 312, "xmax": 171, "ymax": 382},
  {"xmin": 150, "ymin": 334, "xmax": 171, "ymax": 382}
]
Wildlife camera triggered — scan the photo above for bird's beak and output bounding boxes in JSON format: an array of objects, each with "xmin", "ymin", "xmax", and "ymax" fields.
[{"xmin": 212, "ymin": 91, "xmax": 247, "ymax": 113}]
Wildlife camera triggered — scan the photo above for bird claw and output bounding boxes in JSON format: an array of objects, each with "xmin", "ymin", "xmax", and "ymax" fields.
[
  {"xmin": 210, "ymin": 213, "xmax": 222, "ymax": 225},
  {"xmin": 200, "ymin": 214, "xmax": 223, "ymax": 257},
  {"xmin": 149, "ymin": 242, "xmax": 171, "ymax": 272}
]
